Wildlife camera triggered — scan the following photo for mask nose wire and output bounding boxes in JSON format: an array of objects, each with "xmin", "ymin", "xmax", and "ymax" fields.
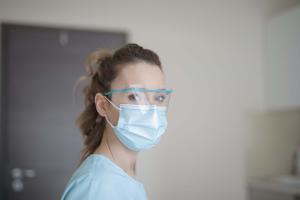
[{"xmin": 102, "ymin": 95, "xmax": 121, "ymax": 128}]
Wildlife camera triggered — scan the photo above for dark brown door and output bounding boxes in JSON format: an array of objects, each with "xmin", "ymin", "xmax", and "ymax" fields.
[{"xmin": 1, "ymin": 23, "xmax": 126, "ymax": 199}]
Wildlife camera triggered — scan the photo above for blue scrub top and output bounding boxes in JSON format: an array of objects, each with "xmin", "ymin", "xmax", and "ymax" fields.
[{"xmin": 60, "ymin": 154, "xmax": 148, "ymax": 200}]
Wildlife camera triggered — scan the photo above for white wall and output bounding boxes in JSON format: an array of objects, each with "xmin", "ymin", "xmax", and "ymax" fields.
[
  {"xmin": 265, "ymin": 5, "xmax": 300, "ymax": 109},
  {"xmin": 0, "ymin": 0, "xmax": 296, "ymax": 199}
]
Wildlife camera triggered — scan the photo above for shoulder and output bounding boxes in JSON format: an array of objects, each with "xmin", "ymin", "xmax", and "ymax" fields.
[
  {"xmin": 60, "ymin": 155, "xmax": 128, "ymax": 200},
  {"xmin": 61, "ymin": 172, "xmax": 123, "ymax": 200}
]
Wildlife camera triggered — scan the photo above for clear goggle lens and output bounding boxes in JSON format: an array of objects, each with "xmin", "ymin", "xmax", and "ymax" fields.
[{"xmin": 104, "ymin": 86, "xmax": 174, "ymax": 107}]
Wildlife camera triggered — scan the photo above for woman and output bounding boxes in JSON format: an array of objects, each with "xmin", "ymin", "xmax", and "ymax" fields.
[{"xmin": 60, "ymin": 43, "xmax": 173, "ymax": 200}]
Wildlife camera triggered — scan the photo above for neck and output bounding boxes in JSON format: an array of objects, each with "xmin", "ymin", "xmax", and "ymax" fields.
[{"xmin": 94, "ymin": 128, "xmax": 138, "ymax": 177}]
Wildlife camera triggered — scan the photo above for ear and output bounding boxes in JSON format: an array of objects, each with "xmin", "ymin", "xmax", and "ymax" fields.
[{"xmin": 95, "ymin": 92, "xmax": 109, "ymax": 117}]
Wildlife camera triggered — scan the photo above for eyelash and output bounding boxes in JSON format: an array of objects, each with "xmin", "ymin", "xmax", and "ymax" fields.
[
  {"xmin": 127, "ymin": 93, "xmax": 167, "ymax": 103},
  {"xmin": 128, "ymin": 94, "xmax": 140, "ymax": 101}
]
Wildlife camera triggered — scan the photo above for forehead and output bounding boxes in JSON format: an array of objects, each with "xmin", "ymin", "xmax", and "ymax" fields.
[{"xmin": 111, "ymin": 61, "xmax": 165, "ymax": 89}]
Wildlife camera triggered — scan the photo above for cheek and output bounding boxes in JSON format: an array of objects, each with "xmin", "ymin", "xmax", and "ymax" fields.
[{"xmin": 108, "ymin": 106, "xmax": 120, "ymax": 125}]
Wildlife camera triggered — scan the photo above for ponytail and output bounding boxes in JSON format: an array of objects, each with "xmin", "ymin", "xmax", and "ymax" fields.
[{"xmin": 74, "ymin": 49, "xmax": 113, "ymax": 165}]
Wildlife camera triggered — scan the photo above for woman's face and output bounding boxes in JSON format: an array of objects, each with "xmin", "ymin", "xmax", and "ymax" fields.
[{"xmin": 106, "ymin": 61, "xmax": 166, "ymax": 126}]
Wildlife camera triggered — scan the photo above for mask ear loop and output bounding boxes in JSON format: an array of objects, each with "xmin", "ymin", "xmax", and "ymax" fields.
[{"xmin": 102, "ymin": 95, "xmax": 121, "ymax": 128}]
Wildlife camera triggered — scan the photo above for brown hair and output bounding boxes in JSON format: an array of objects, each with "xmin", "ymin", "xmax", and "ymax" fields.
[{"xmin": 73, "ymin": 43, "xmax": 163, "ymax": 165}]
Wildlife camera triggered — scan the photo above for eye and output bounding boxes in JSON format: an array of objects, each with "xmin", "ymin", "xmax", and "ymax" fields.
[
  {"xmin": 127, "ymin": 93, "xmax": 141, "ymax": 102},
  {"xmin": 155, "ymin": 94, "xmax": 166, "ymax": 103}
]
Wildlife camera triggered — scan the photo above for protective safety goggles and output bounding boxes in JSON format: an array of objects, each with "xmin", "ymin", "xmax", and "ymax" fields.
[{"xmin": 104, "ymin": 84, "xmax": 174, "ymax": 107}]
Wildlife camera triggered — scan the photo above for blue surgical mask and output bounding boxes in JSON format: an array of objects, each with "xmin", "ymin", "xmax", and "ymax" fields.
[{"xmin": 103, "ymin": 96, "xmax": 168, "ymax": 151}]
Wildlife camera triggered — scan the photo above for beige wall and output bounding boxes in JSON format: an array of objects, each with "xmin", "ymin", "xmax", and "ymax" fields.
[
  {"xmin": 245, "ymin": 110, "xmax": 300, "ymax": 179},
  {"xmin": 0, "ymin": 0, "xmax": 298, "ymax": 199}
]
